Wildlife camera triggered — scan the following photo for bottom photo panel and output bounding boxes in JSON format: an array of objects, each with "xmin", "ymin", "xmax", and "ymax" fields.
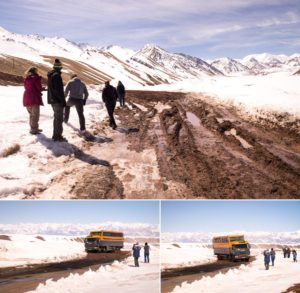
[
  {"xmin": 0, "ymin": 200, "xmax": 299, "ymax": 293},
  {"xmin": 161, "ymin": 201, "xmax": 300, "ymax": 293},
  {"xmin": 0, "ymin": 201, "xmax": 160, "ymax": 293}
]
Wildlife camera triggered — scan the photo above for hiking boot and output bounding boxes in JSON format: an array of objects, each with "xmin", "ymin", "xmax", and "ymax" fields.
[
  {"xmin": 30, "ymin": 130, "xmax": 39, "ymax": 135},
  {"xmin": 52, "ymin": 136, "xmax": 68, "ymax": 142},
  {"xmin": 37, "ymin": 129, "xmax": 43, "ymax": 132}
]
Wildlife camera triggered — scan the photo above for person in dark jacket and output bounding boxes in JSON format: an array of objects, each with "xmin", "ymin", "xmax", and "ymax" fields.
[
  {"xmin": 64, "ymin": 74, "xmax": 89, "ymax": 132},
  {"xmin": 263, "ymin": 249, "xmax": 271, "ymax": 270},
  {"xmin": 144, "ymin": 242, "xmax": 150, "ymax": 263},
  {"xmin": 287, "ymin": 247, "xmax": 291, "ymax": 258},
  {"xmin": 132, "ymin": 242, "xmax": 141, "ymax": 267},
  {"xmin": 47, "ymin": 59, "xmax": 67, "ymax": 141},
  {"xmin": 270, "ymin": 248, "xmax": 276, "ymax": 266},
  {"xmin": 102, "ymin": 80, "xmax": 118, "ymax": 129},
  {"xmin": 23, "ymin": 67, "xmax": 43, "ymax": 134},
  {"xmin": 116, "ymin": 80, "xmax": 126, "ymax": 107},
  {"xmin": 292, "ymin": 249, "xmax": 297, "ymax": 262}
]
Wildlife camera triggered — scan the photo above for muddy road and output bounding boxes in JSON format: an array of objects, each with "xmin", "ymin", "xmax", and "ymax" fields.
[
  {"xmin": 39, "ymin": 90, "xmax": 300, "ymax": 199},
  {"xmin": 161, "ymin": 257, "xmax": 255, "ymax": 293},
  {"xmin": 0, "ymin": 251, "xmax": 130, "ymax": 293}
]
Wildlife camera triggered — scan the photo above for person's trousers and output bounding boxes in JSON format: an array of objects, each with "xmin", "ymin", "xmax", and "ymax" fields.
[
  {"xmin": 119, "ymin": 94, "xmax": 125, "ymax": 107},
  {"xmin": 52, "ymin": 104, "xmax": 64, "ymax": 139},
  {"xmin": 265, "ymin": 262, "xmax": 269, "ymax": 270},
  {"xmin": 64, "ymin": 99, "xmax": 85, "ymax": 131},
  {"xmin": 26, "ymin": 106, "xmax": 40, "ymax": 132},
  {"xmin": 106, "ymin": 103, "xmax": 117, "ymax": 128},
  {"xmin": 134, "ymin": 257, "xmax": 139, "ymax": 267},
  {"xmin": 271, "ymin": 257, "xmax": 275, "ymax": 266},
  {"xmin": 144, "ymin": 253, "xmax": 149, "ymax": 263}
]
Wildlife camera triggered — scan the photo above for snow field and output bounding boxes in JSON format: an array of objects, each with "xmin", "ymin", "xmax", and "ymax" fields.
[
  {"xmin": 161, "ymin": 243, "xmax": 215, "ymax": 269},
  {"xmin": 0, "ymin": 234, "xmax": 85, "ymax": 268},
  {"xmin": 171, "ymin": 249, "xmax": 300, "ymax": 293},
  {"xmin": 27, "ymin": 244, "xmax": 160, "ymax": 293}
]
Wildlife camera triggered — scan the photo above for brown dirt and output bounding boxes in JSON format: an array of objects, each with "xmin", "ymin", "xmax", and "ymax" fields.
[
  {"xmin": 0, "ymin": 251, "xmax": 130, "ymax": 293},
  {"xmin": 109, "ymin": 90, "xmax": 300, "ymax": 199},
  {"xmin": 283, "ymin": 283, "xmax": 300, "ymax": 293},
  {"xmin": 161, "ymin": 257, "xmax": 255, "ymax": 293}
]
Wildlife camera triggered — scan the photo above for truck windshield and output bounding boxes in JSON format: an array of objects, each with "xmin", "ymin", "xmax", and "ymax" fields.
[
  {"xmin": 233, "ymin": 244, "xmax": 248, "ymax": 249},
  {"xmin": 86, "ymin": 238, "xmax": 97, "ymax": 243}
]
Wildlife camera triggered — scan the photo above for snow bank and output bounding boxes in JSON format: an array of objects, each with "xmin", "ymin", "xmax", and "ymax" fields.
[
  {"xmin": 161, "ymin": 243, "xmax": 214, "ymax": 269},
  {"xmin": 150, "ymin": 74, "xmax": 300, "ymax": 122},
  {"xmin": 0, "ymin": 234, "xmax": 85, "ymax": 268},
  {"xmin": 27, "ymin": 245, "xmax": 160, "ymax": 293},
  {"xmin": 171, "ymin": 249, "xmax": 300, "ymax": 293}
]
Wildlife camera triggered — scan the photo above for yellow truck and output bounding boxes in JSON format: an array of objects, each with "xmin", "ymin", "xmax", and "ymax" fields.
[
  {"xmin": 84, "ymin": 230, "xmax": 124, "ymax": 252},
  {"xmin": 212, "ymin": 234, "xmax": 251, "ymax": 261}
]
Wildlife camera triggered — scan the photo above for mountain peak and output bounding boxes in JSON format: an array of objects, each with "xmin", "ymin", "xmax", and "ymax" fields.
[{"xmin": 0, "ymin": 26, "xmax": 10, "ymax": 35}]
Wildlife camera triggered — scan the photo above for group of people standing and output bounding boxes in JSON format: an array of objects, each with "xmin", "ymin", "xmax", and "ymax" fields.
[
  {"xmin": 23, "ymin": 58, "xmax": 126, "ymax": 141},
  {"xmin": 132, "ymin": 242, "xmax": 151, "ymax": 267},
  {"xmin": 263, "ymin": 247, "xmax": 297, "ymax": 270}
]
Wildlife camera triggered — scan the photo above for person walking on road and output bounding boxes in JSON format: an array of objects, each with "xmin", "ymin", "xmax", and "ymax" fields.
[
  {"xmin": 102, "ymin": 81, "xmax": 118, "ymax": 129},
  {"xmin": 287, "ymin": 247, "xmax": 291, "ymax": 258},
  {"xmin": 117, "ymin": 80, "xmax": 126, "ymax": 107},
  {"xmin": 23, "ymin": 67, "xmax": 44, "ymax": 135},
  {"xmin": 144, "ymin": 242, "xmax": 150, "ymax": 263},
  {"xmin": 292, "ymin": 249, "xmax": 297, "ymax": 262},
  {"xmin": 132, "ymin": 242, "xmax": 141, "ymax": 267},
  {"xmin": 270, "ymin": 248, "xmax": 276, "ymax": 266},
  {"xmin": 64, "ymin": 74, "xmax": 89, "ymax": 133},
  {"xmin": 264, "ymin": 249, "xmax": 271, "ymax": 270},
  {"xmin": 47, "ymin": 58, "xmax": 67, "ymax": 141}
]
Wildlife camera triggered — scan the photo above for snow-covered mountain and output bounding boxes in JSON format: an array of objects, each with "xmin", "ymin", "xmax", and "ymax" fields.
[
  {"xmin": 209, "ymin": 57, "xmax": 251, "ymax": 75},
  {"xmin": 0, "ymin": 27, "xmax": 223, "ymax": 87},
  {"xmin": 0, "ymin": 26, "xmax": 299, "ymax": 85},
  {"xmin": 0, "ymin": 222, "xmax": 159, "ymax": 237},
  {"xmin": 162, "ymin": 231, "xmax": 300, "ymax": 244}
]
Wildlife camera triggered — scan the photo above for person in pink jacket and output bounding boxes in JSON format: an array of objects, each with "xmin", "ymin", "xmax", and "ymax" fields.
[{"xmin": 23, "ymin": 67, "xmax": 44, "ymax": 134}]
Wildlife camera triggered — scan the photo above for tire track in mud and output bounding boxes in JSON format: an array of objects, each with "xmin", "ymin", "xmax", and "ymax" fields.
[
  {"xmin": 0, "ymin": 251, "xmax": 130, "ymax": 293},
  {"xmin": 115, "ymin": 90, "xmax": 300, "ymax": 199},
  {"xmin": 161, "ymin": 257, "xmax": 255, "ymax": 293}
]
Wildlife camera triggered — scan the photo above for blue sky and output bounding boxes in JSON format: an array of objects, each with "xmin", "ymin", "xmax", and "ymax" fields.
[
  {"xmin": 0, "ymin": 201, "xmax": 159, "ymax": 225},
  {"xmin": 0, "ymin": 0, "xmax": 299, "ymax": 58},
  {"xmin": 162, "ymin": 201, "xmax": 300, "ymax": 233}
]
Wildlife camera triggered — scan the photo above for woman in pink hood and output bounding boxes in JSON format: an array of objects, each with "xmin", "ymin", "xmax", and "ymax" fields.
[{"xmin": 23, "ymin": 67, "xmax": 44, "ymax": 134}]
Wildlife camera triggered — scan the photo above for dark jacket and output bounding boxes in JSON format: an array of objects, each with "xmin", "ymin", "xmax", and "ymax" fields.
[
  {"xmin": 144, "ymin": 244, "xmax": 150, "ymax": 254},
  {"xmin": 132, "ymin": 245, "xmax": 141, "ymax": 258},
  {"xmin": 47, "ymin": 69, "xmax": 65, "ymax": 105},
  {"xmin": 264, "ymin": 251, "xmax": 271, "ymax": 263},
  {"xmin": 102, "ymin": 84, "xmax": 118, "ymax": 106},
  {"xmin": 117, "ymin": 82, "xmax": 125, "ymax": 96},
  {"xmin": 23, "ymin": 74, "xmax": 43, "ymax": 107}
]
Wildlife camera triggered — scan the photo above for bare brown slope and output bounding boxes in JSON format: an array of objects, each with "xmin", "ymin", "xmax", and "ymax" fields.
[{"xmin": 0, "ymin": 54, "xmax": 113, "ymax": 85}]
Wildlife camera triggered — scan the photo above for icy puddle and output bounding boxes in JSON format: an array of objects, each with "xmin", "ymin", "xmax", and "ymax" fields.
[
  {"xmin": 186, "ymin": 112, "xmax": 201, "ymax": 128},
  {"xmin": 225, "ymin": 128, "xmax": 253, "ymax": 149}
]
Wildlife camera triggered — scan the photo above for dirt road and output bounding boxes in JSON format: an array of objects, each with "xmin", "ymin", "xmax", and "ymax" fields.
[
  {"xmin": 38, "ymin": 90, "xmax": 300, "ymax": 199},
  {"xmin": 0, "ymin": 251, "xmax": 130, "ymax": 293},
  {"xmin": 161, "ymin": 257, "xmax": 255, "ymax": 293}
]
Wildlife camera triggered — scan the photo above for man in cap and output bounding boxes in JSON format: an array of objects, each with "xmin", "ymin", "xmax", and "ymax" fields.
[{"xmin": 47, "ymin": 58, "xmax": 67, "ymax": 141}]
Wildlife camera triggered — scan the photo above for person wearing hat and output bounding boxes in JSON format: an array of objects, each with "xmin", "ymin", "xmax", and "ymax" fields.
[
  {"xmin": 47, "ymin": 58, "xmax": 67, "ymax": 141},
  {"xmin": 23, "ymin": 67, "xmax": 44, "ymax": 134},
  {"xmin": 64, "ymin": 73, "xmax": 89, "ymax": 133},
  {"xmin": 132, "ymin": 242, "xmax": 141, "ymax": 267},
  {"xmin": 102, "ymin": 80, "xmax": 118, "ymax": 129}
]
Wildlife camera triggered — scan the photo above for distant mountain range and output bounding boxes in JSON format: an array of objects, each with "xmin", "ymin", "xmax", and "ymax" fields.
[
  {"xmin": 162, "ymin": 231, "xmax": 300, "ymax": 244},
  {"xmin": 0, "ymin": 222, "xmax": 159, "ymax": 237},
  {"xmin": 0, "ymin": 26, "xmax": 299, "ymax": 87}
]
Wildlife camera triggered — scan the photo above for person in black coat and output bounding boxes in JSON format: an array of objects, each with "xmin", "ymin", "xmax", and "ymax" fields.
[
  {"xmin": 47, "ymin": 58, "xmax": 67, "ymax": 141},
  {"xmin": 117, "ymin": 81, "xmax": 126, "ymax": 107},
  {"xmin": 102, "ymin": 81, "xmax": 118, "ymax": 129}
]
